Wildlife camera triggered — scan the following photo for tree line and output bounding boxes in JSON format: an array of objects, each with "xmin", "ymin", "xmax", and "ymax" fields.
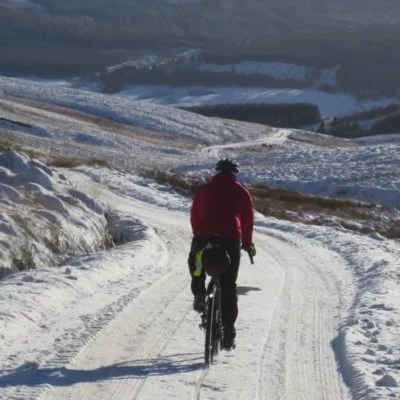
[{"xmin": 184, "ymin": 103, "xmax": 321, "ymax": 128}]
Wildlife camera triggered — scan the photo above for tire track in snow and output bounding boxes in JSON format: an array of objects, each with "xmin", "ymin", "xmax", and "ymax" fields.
[
  {"xmin": 40, "ymin": 231, "xmax": 199, "ymax": 400},
  {"xmin": 253, "ymin": 239, "xmax": 292, "ymax": 400},
  {"xmin": 254, "ymin": 229, "xmax": 353, "ymax": 400},
  {"xmin": 192, "ymin": 367, "xmax": 210, "ymax": 400}
]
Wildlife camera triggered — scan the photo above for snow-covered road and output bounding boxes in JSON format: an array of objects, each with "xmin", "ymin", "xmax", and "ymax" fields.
[{"xmin": 8, "ymin": 171, "xmax": 352, "ymax": 400}]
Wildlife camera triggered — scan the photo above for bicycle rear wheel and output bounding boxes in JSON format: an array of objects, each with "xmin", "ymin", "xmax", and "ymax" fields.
[
  {"xmin": 204, "ymin": 291, "xmax": 214, "ymax": 365},
  {"xmin": 204, "ymin": 283, "xmax": 222, "ymax": 365}
]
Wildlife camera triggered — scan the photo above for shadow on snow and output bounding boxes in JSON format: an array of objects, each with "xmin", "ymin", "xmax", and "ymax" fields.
[
  {"xmin": 237, "ymin": 286, "xmax": 261, "ymax": 296},
  {"xmin": 0, "ymin": 353, "xmax": 203, "ymax": 388}
]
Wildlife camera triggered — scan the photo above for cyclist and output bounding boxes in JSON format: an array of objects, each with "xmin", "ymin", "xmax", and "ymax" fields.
[{"xmin": 188, "ymin": 158, "xmax": 256, "ymax": 350}]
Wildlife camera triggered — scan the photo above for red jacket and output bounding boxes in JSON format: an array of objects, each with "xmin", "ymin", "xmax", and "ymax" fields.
[{"xmin": 190, "ymin": 172, "xmax": 254, "ymax": 246}]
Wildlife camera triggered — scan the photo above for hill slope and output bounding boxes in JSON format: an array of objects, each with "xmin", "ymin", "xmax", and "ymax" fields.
[{"xmin": 1, "ymin": 0, "xmax": 400, "ymax": 96}]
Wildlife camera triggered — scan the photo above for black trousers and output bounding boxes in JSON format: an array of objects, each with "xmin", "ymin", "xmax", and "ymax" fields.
[{"xmin": 188, "ymin": 235, "xmax": 241, "ymax": 328}]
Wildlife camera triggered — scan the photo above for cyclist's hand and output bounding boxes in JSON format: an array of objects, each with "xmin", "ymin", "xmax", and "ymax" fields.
[{"xmin": 242, "ymin": 243, "xmax": 256, "ymax": 259}]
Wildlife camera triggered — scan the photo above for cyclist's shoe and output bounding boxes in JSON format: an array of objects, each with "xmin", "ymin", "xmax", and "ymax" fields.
[
  {"xmin": 222, "ymin": 336, "xmax": 236, "ymax": 351},
  {"xmin": 193, "ymin": 295, "xmax": 205, "ymax": 313},
  {"xmin": 222, "ymin": 326, "xmax": 236, "ymax": 351}
]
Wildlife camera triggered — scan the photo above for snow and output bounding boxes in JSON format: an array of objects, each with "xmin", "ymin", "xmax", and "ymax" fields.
[
  {"xmin": 106, "ymin": 56, "xmax": 161, "ymax": 74},
  {"xmin": 3, "ymin": 0, "xmax": 45, "ymax": 11},
  {"xmin": 118, "ymin": 84, "xmax": 400, "ymax": 118},
  {"xmin": 0, "ymin": 75, "xmax": 399, "ymax": 399},
  {"xmin": 197, "ymin": 61, "xmax": 340, "ymax": 87},
  {"xmin": 106, "ymin": 50, "xmax": 201, "ymax": 74},
  {"xmin": 3, "ymin": 75, "xmax": 399, "ymax": 119}
]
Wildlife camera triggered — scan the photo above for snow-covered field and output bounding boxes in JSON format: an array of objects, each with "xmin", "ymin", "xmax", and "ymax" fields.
[
  {"xmin": 0, "ymin": 76, "xmax": 399, "ymax": 399},
  {"xmin": 119, "ymin": 85, "xmax": 400, "ymax": 118},
  {"xmin": 3, "ymin": 75, "xmax": 400, "ymax": 119},
  {"xmin": 196, "ymin": 61, "xmax": 339, "ymax": 87}
]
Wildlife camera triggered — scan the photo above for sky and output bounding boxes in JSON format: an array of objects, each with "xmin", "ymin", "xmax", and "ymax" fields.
[{"xmin": 0, "ymin": 76, "xmax": 399, "ymax": 399}]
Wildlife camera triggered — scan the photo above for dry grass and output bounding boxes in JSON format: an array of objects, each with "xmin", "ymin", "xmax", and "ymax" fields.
[
  {"xmin": 0, "ymin": 139, "xmax": 13, "ymax": 152},
  {"xmin": 10, "ymin": 241, "xmax": 36, "ymax": 271},
  {"xmin": 0, "ymin": 135, "xmax": 109, "ymax": 169},
  {"xmin": 152, "ymin": 171, "xmax": 204, "ymax": 196},
  {"xmin": 152, "ymin": 170, "xmax": 400, "ymax": 240},
  {"xmin": 251, "ymin": 185, "xmax": 399, "ymax": 239},
  {"xmin": 0, "ymin": 134, "xmax": 42, "ymax": 159},
  {"xmin": 251, "ymin": 184, "xmax": 374, "ymax": 220},
  {"xmin": 47, "ymin": 156, "xmax": 109, "ymax": 168}
]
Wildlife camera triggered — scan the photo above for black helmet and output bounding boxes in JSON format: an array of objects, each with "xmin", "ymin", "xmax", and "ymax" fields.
[{"xmin": 215, "ymin": 158, "xmax": 239, "ymax": 173}]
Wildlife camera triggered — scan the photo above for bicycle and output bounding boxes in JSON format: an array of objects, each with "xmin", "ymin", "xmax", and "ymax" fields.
[{"xmin": 200, "ymin": 249, "xmax": 254, "ymax": 366}]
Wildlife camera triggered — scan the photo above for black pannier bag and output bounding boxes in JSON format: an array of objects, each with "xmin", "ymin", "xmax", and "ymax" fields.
[{"xmin": 202, "ymin": 243, "xmax": 231, "ymax": 277}]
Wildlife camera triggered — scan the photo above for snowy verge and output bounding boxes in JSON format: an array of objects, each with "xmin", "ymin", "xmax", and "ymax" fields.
[{"xmin": 0, "ymin": 151, "xmax": 110, "ymax": 276}]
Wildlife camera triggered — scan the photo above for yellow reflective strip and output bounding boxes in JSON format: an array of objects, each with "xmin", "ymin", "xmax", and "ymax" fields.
[{"xmin": 193, "ymin": 250, "xmax": 203, "ymax": 277}]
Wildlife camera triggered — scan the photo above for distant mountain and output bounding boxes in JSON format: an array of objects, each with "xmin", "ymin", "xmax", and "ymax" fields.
[{"xmin": 1, "ymin": 0, "xmax": 400, "ymax": 96}]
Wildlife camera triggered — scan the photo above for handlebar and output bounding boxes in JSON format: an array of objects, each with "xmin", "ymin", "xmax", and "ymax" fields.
[{"xmin": 242, "ymin": 249, "xmax": 254, "ymax": 264}]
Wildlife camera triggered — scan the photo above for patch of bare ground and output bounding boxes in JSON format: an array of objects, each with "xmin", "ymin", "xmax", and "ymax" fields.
[
  {"xmin": 153, "ymin": 171, "xmax": 400, "ymax": 240},
  {"xmin": 47, "ymin": 156, "xmax": 109, "ymax": 168}
]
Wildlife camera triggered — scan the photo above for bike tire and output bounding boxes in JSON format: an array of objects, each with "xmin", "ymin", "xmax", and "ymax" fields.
[
  {"xmin": 213, "ymin": 284, "xmax": 223, "ymax": 355},
  {"xmin": 204, "ymin": 285, "xmax": 217, "ymax": 365}
]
